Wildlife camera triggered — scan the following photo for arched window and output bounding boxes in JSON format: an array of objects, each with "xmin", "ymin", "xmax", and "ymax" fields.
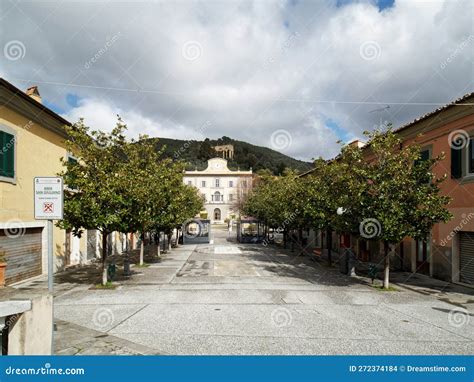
[{"xmin": 213, "ymin": 191, "xmax": 222, "ymax": 202}]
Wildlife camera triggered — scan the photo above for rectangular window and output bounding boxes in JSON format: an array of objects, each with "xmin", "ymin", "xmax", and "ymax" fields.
[
  {"xmin": 229, "ymin": 194, "xmax": 233, "ymax": 201},
  {"xmin": 215, "ymin": 178, "xmax": 220, "ymax": 187},
  {"xmin": 0, "ymin": 130, "xmax": 15, "ymax": 178},
  {"xmin": 415, "ymin": 148, "xmax": 430, "ymax": 166},
  {"xmin": 68, "ymin": 156, "xmax": 78, "ymax": 165},
  {"xmin": 419, "ymin": 149, "xmax": 430, "ymax": 162},
  {"xmin": 229, "ymin": 180, "xmax": 233, "ymax": 188},
  {"xmin": 201, "ymin": 180, "xmax": 206, "ymax": 187},
  {"xmin": 188, "ymin": 181, "xmax": 192, "ymax": 186},
  {"xmin": 415, "ymin": 148, "xmax": 431, "ymax": 184}
]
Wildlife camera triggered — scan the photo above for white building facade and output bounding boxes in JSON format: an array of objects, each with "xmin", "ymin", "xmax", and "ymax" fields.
[{"xmin": 184, "ymin": 158, "xmax": 253, "ymax": 223}]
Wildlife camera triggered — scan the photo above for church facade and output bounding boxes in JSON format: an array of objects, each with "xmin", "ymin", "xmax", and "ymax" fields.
[{"xmin": 183, "ymin": 158, "xmax": 253, "ymax": 223}]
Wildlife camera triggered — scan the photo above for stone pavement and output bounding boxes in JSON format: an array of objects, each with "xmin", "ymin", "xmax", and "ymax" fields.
[
  {"xmin": 14, "ymin": 226, "xmax": 474, "ymax": 355},
  {"xmin": 55, "ymin": 320, "xmax": 158, "ymax": 355}
]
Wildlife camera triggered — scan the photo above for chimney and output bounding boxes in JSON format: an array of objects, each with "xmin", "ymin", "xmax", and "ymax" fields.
[
  {"xmin": 26, "ymin": 86, "xmax": 42, "ymax": 104},
  {"xmin": 348, "ymin": 139, "xmax": 365, "ymax": 148}
]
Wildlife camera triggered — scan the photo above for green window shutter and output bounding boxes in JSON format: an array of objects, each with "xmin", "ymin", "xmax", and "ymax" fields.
[
  {"xmin": 451, "ymin": 147, "xmax": 462, "ymax": 179},
  {"xmin": 0, "ymin": 131, "xmax": 4, "ymax": 175},
  {"xmin": 0, "ymin": 131, "xmax": 15, "ymax": 178}
]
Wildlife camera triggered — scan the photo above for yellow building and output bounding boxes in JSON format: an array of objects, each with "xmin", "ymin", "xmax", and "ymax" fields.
[{"xmin": 0, "ymin": 78, "xmax": 97, "ymax": 285}]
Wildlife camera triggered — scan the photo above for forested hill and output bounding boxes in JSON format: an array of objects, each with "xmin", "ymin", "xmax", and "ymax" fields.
[{"xmin": 150, "ymin": 136, "xmax": 312, "ymax": 175}]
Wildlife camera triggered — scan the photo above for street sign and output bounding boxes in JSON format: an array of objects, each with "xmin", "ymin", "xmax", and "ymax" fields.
[
  {"xmin": 34, "ymin": 176, "xmax": 63, "ymax": 354},
  {"xmin": 34, "ymin": 177, "xmax": 64, "ymax": 220}
]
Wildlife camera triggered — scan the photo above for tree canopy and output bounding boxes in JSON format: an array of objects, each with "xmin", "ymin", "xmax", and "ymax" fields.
[
  {"xmin": 243, "ymin": 126, "xmax": 452, "ymax": 288},
  {"xmin": 58, "ymin": 117, "xmax": 203, "ymax": 284}
]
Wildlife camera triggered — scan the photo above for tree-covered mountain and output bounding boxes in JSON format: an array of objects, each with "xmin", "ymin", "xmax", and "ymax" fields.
[{"xmin": 151, "ymin": 136, "xmax": 312, "ymax": 175}]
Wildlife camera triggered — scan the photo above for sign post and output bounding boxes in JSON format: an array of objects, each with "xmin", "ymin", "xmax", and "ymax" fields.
[{"xmin": 34, "ymin": 177, "xmax": 63, "ymax": 355}]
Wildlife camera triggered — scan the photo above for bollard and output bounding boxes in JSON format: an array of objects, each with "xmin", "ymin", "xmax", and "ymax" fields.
[
  {"xmin": 107, "ymin": 262, "xmax": 116, "ymax": 282},
  {"xmin": 123, "ymin": 256, "xmax": 131, "ymax": 277}
]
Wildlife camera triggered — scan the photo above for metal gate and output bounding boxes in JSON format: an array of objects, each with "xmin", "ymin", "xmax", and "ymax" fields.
[
  {"xmin": 460, "ymin": 232, "xmax": 474, "ymax": 285},
  {"xmin": 0, "ymin": 227, "xmax": 42, "ymax": 285}
]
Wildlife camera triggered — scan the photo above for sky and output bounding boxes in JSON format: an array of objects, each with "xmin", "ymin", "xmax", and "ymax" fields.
[{"xmin": 1, "ymin": 0, "xmax": 473, "ymax": 161}]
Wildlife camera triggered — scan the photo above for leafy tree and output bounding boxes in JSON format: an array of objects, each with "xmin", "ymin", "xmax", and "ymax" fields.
[
  {"xmin": 59, "ymin": 118, "xmax": 203, "ymax": 284},
  {"xmin": 360, "ymin": 127, "xmax": 451, "ymax": 288},
  {"xmin": 245, "ymin": 126, "xmax": 451, "ymax": 290},
  {"xmin": 151, "ymin": 161, "xmax": 203, "ymax": 252},
  {"xmin": 120, "ymin": 136, "xmax": 169, "ymax": 265},
  {"xmin": 301, "ymin": 147, "xmax": 365, "ymax": 265},
  {"xmin": 243, "ymin": 172, "xmax": 304, "ymax": 248},
  {"xmin": 58, "ymin": 118, "xmax": 131, "ymax": 285},
  {"xmin": 198, "ymin": 138, "xmax": 214, "ymax": 161}
]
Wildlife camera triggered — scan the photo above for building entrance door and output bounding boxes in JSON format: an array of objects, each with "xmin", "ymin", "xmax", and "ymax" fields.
[{"xmin": 416, "ymin": 239, "xmax": 430, "ymax": 275}]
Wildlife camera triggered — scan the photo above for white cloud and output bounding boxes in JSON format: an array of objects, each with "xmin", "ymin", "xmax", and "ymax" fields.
[
  {"xmin": 62, "ymin": 97, "xmax": 205, "ymax": 141},
  {"xmin": 1, "ymin": 0, "xmax": 472, "ymax": 161}
]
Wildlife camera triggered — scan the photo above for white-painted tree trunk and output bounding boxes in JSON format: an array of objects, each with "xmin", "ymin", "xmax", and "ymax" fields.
[
  {"xmin": 140, "ymin": 239, "xmax": 144, "ymax": 266},
  {"xmin": 101, "ymin": 232, "xmax": 108, "ymax": 286},
  {"xmin": 383, "ymin": 242, "xmax": 390, "ymax": 289},
  {"xmin": 156, "ymin": 233, "xmax": 161, "ymax": 258}
]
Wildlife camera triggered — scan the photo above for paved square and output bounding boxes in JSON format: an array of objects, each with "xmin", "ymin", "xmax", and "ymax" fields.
[{"xmin": 50, "ymin": 226, "xmax": 474, "ymax": 355}]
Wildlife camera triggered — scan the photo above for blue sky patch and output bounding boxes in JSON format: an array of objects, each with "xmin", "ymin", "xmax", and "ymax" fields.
[
  {"xmin": 66, "ymin": 93, "xmax": 80, "ymax": 108},
  {"xmin": 326, "ymin": 119, "xmax": 353, "ymax": 142},
  {"xmin": 43, "ymin": 99, "xmax": 65, "ymax": 115},
  {"xmin": 336, "ymin": 0, "xmax": 395, "ymax": 11}
]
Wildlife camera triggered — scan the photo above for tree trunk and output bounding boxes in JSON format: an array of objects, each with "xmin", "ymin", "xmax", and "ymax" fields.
[
  {"xmin": 283, "ymin": 230, "xmax": 287, "ymax": 249},
  {"xmin": 383, "ymin": 241, "xmax": 390, "ymax": 289},
  {"xmin": 167, "ymin": 233, "xmax": 172, "ymax": 251},
  {"xmin": 156, "ymin": 233, "xmax": 161, "ymax": 258},
  {"xmin": 326, "ymin": 228, "xmax": 332, "ymax": 266},
  {"xmin": 101, "ymin": 231, "xmax": 108, "ymax": 286},
  {"xmin": 140, "ymin": 234, "xmax": 144, "ymax": 266}
]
